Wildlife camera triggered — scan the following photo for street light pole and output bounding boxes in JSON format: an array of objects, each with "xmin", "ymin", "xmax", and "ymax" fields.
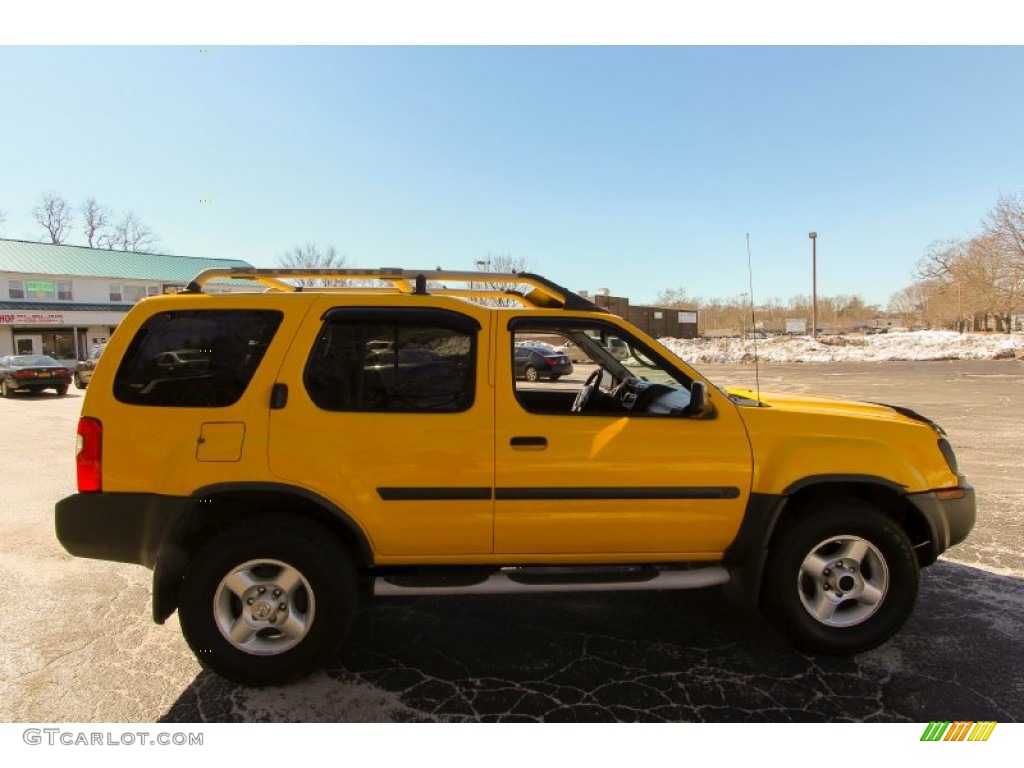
[{"xmin": 808, "ymin": 232, "xmax": 818, "ymax": 338}]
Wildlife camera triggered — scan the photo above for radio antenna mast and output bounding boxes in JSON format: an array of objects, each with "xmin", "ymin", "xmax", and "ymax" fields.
[{"xmin": 746, "ymin": 233, "xmax": 762, "ymax": 405}]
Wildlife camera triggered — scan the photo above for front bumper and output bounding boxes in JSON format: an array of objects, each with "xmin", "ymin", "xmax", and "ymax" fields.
[{"xmin": 907, "ymin": 476, "xmax": 977, "ymax": 557}]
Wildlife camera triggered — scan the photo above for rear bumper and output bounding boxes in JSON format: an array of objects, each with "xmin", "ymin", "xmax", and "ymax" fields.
[
  {"xmin": 906, "ymin": 477, "xmax": 977, "ymax": 555},
  {"xmin": 55, "ymin": 492, "xmax": 190, "ymax": 568},
  {"xmin": 8, "ymin": 379, "xmax": 68, "ymax": 390}
]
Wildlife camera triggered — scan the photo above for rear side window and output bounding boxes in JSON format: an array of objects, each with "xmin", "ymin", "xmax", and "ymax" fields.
[
  {"xmin": 305, "ymin": 312, "xmax": 476, "ymax": 413},
  {"xmin": 113, "ymin": 310, "xmax": 283, "ymax": 407}
]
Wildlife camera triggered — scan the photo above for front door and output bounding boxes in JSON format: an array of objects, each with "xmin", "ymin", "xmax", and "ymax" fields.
[{"xmin": 494, "ymin": 318, "xmax": 752, "ymax": 558}]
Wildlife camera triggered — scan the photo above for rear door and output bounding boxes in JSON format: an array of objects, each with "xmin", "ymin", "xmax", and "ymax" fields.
[{"xmin": 268, "ymin": 298, "xmax": 495, "ymax": 558}]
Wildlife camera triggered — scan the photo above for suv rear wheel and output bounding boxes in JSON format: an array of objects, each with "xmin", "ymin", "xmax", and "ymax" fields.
[
  {"xmin": 178, "ymin": 516, "xmax": 357, "ymax": 686},
  {"xmin": 763, "ymin": 499, "xmax": 919, "ymax": 655}
]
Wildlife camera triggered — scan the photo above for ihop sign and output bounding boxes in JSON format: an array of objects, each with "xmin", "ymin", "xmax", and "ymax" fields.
[{"xmin": 0, "ymin": 312, "xmax": 66, "ymax": 325}]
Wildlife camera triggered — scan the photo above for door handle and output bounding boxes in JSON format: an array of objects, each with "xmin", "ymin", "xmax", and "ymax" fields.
[{"xmin": 510, "ymin": 436, "xmax": 547, "ymax": 448}]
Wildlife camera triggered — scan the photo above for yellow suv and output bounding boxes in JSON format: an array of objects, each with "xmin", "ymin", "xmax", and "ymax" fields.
[{"xmin": 55, "ymin": 268, "xmax": 975, "ymax": 686}]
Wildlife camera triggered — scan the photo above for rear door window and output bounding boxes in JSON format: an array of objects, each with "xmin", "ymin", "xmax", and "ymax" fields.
[
  {"xmin": 304, "ymin": 308, "xmax": 478, "ymax": 413},
  {"xmin": 113, "ymin": 309, "xmax": 282, "ymax": 407}
]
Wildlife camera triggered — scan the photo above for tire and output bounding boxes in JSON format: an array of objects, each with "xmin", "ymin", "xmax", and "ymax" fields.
[
  {"xmin": 74, "ymin": 372, "xmax": 85, "ymax": 389},
  {"xmin": 1, "ymin": 380, "xmax": 11, "ymax": 398},
  {"xmin": 178, "ymin": 516, "xmax": 358, "ymax": 686},
  {"xmin": 763, "ymin": 499, "xmax": 919, "ymax": 656},
  {"xmin": 56, "ymin": 385, "xmax": 69, "ymax": 396},
  {"xmin": 524, "ymin": 365, "xmax": 539, "ymax": 382}
]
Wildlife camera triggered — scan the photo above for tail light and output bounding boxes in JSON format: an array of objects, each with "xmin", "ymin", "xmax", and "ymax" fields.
[
  {"xmin": 14, "ymin": 371, "xmax": 37, "ymax": 379},
  {"xmin": 76, "ymin": 417, "xmax": 102, "ymax": 492}
]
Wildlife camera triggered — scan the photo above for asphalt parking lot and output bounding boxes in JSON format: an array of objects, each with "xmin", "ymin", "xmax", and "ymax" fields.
[{"xmin": 1, "ymin": 359, "xmax": 1022, "ymax": 722}]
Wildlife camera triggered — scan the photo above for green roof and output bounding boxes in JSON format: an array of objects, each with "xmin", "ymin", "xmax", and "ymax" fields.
[{"xmin": 0, "ymin": 238, "xmax": 253, "ymax": 281}]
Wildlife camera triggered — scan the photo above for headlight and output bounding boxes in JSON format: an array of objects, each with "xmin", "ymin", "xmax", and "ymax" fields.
[{"xmin": 938, "ymin": 438, "xmax": 958, "ymax": 475}]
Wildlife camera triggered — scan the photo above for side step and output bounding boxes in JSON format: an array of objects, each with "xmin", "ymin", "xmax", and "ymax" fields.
[{"xmin": 374, "ymin": 565, "xmax": 730, "ymax": 597}]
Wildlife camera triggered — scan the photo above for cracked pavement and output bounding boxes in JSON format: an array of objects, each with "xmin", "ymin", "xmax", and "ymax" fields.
[{"xmin": 2, "ymin": 360, "xmax": 1022, "ymax": 722}]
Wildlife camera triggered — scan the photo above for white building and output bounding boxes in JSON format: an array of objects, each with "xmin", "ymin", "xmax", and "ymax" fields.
[{"xmin": 0, "ymin": 238, "xmax": 254, "ymax": 365}]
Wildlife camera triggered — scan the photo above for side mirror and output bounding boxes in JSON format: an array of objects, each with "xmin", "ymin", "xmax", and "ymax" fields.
[
  {"xmin": 683, "ymin": 381, "xmax": 711, "ymax": 417},
  {"xmin": 690, "ymin": 381, "xmax": 706, "ymax": 409}
]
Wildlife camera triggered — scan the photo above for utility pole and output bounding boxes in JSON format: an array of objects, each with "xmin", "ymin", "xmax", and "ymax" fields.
[{"xmin": 808, "ymin": 232, "xmax": 818, "ymax": 338}]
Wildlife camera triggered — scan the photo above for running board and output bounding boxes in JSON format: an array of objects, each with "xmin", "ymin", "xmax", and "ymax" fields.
[{"xmin": 374, "ymin": 565, "xmax": 730, "ymax": 597}]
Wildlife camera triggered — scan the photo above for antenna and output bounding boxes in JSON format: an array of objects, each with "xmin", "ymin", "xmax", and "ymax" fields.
[{"xmin": 746, "ymin": 233, "xmax": 762, "ymax": 405}]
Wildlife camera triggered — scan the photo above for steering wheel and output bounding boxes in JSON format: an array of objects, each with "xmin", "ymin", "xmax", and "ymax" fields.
[{"xmin": 572, "ymin": 369, "xmax": 603, "ymax": 413}]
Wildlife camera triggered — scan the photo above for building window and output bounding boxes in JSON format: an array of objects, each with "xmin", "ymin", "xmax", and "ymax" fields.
[
  {"xmin": 110, "ymin": 284, "xmax": 156, "ymax": 303},
  {"xmin": 18, "ymin": 280, "xmax": 57, "ymax": 300},
  {"xmin": 15, "ymin": 331, "xmax": 77, "ymax": 359},
  {"xmin": 123, "ymin": 285, "xmax": 148, "ymax": 303},
  {"xmin": 108, "ymin": 286, "xmax": 153, "ymax": 303},
  {"xmin": 9, "ymin": 279, "xmax": 73, "ymax": 301}
]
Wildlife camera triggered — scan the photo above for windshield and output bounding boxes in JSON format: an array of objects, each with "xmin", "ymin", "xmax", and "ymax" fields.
[
  {"xmin": 620, "ymin": 346, "xmax": 688, "ymax": 386},
  {"xmin": 635, "ymin": 342, "xmax": 745, "ymax": 401}
]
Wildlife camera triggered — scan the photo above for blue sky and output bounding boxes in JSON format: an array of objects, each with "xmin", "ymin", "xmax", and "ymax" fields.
[{"xmin": 1, "ymin": 45, "xmax": 1021, "ymax": 308}]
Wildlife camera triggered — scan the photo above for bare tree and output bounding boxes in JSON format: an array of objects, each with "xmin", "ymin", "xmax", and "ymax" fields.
[
  {"xmin": 888, "ymin": 283, "xmax": 927, "ymax": 326},
  {"xmin": 655, "ymin": 286, "xmax": 694, "ymax": 307},
  {"xmin": 987, "ymin": 193, "xmax": 1024, "ymax": 263},
  {"xmin": 80, "ymin": 198, "xmax": 111, "ymax": 248},
  {"xmin": 915, "ymin": 238, "xmax": 968, "ymax": 282},
  {"xmin": 475, "ymin": 252, "xmax": 529, "ymax": 274},
  {"xmin": 99, "ymin": 210, "xmax": 159, "ymax": 253},
  {"xmin": 983, "ymin": 193, "xmax": 1024, "ymax": 332},
  {"xmin": 914, "ymin": 239, "xmax": 977, "ymax": 330},
  {"xmin": 915, "ymin": 232, "xmax": 1022, "ymax": 331},
  {"xmin": 33, "ymin": 191, "xmax": 74, "ymax": 244},
  {"xmin": 472, "ymin": 253, "xmax": 532, "ymax": 306},
  {"xmin": 278, "ymin": 243, "xmax": 350, "ymax": 287}
]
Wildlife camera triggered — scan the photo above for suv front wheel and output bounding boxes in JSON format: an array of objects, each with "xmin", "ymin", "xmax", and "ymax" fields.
[
  {"xmin": 178, "ymin": 516, "xmax": 357, "ymax": 686},
  {"xmin": 763, "ymin": 500, "xmax": 919, "ymax": 656}
]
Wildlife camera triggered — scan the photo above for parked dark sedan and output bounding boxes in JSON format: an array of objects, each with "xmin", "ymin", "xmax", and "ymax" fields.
[
  {"xmin": 74, "ymin": 345, "xmax": 105, "ymax": 389},
  {"xmin": 514, "ymin": 345, "xmax": 574, "ymax": 381},
  {"xmin": 0, "ymin": 355, "xmax": 71, "ymax": 397}
]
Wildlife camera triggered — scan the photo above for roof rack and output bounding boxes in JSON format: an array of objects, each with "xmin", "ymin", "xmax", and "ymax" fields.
[{"xmin": 183, "ymin": 267, "xmax": 606, "ymax": 312}]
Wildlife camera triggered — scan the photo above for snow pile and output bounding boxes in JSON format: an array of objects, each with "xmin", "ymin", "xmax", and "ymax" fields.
[{"xmin": 658, "ymin": 331, "xmax": 1024, "ymax": 364}]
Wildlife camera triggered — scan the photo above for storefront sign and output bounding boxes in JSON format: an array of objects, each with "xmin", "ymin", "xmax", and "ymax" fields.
[
  {"xmin": 26, "ymin": 281, "xmax": 55, "ymax": 292},
  {"xmin": 0, "ymin": 312, "xmax": 66, "ymax": 325}
]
